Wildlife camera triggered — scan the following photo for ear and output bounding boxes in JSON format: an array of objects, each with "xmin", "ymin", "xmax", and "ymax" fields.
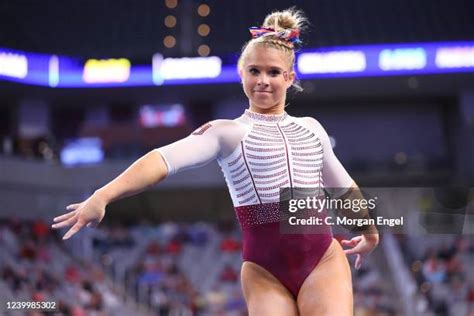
[{"xmin": 287, "ymin": 71, "xmax": 296, "ymax": 89}]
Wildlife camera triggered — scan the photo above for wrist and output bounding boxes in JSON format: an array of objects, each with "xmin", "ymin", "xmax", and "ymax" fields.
[
  {"xmin": 93, "ymin": 189, "xmax": 112, "ymax": 205},
  {"xmin": 364, "ymin": 232, "xmax": 379, "ymax": 245}
]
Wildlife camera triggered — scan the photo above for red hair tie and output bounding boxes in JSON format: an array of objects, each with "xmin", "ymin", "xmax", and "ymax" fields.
[{"xmin": 249, "ymin": 26, "xmax": 301, "ymax": 48}]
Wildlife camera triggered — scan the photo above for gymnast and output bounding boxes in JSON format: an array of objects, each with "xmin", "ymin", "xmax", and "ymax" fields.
[{"xmin": 52, "ymin": 8, "xmax": 379, "ymax": 315}]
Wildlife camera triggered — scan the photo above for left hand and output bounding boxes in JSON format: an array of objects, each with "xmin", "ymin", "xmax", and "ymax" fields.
[{"xmin": 341, "ymin": 234, "xmax": 379, "ymax": 270}]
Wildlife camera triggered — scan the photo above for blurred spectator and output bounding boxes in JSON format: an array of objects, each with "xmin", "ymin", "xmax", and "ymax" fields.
[
  {"xmin": 422, "ymin": 252, "xmax": 446, "ymax": 283},
  {"xmin": 219, "ymin": 264, "xmax": 238, "ymax": 283},
  {"xmin": 165, "ymin": 237, "xmax": 182, "ymax": 254},
  {"xmin": 220, "ymin": 237, "xmax": 240, "ymax": 252},
  {"xmin": 32, "ymin": 219, "xmax": 49, "ymax": 240},
  {"xmin": 65, "ymin": 264, "xmax": 81, "ymax": 284}
]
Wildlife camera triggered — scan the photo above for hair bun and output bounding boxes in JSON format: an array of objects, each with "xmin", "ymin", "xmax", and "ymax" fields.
[{"xmin": 262, "ymin": 7, "xmax": 307, "ymax": 33}]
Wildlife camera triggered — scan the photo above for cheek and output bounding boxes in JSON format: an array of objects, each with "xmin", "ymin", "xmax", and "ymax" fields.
[
  {"xmin": 273, "ymin": 80, "xmax": 287, "ymax": 95},
  {"xmin": 242, "ymin": 78, "xmax": 251, "ymax": 89},
  {"xmin": 241, "ymin": 79, "xmax": 254, "ymax": 97},
  {"xmin": 243, "ymin": 76, "xmax": 253, "ymax": 85},
  {"xmin": 242, "ymin": 76, "xmax": 257, "ymax": 90}
]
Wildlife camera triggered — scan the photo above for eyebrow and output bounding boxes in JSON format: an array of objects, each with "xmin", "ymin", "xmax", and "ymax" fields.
[{"xmin": 247, "ymin": 65, "xmax": 284, "ymax": 70}]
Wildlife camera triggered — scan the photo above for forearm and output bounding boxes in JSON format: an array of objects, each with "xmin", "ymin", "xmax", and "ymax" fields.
[
  {"xmin": 93, "ymin": 149, "xmax": 168, "ymax": 204},
  {"xmin": 337, "ymin": 182, "xmax": 379, "ymax": 235}
]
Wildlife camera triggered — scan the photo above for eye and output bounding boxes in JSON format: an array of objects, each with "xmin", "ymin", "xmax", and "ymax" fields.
[
  {"xmin": 249, "ymin": 68, "xmax": 259, "ymax": 75},
  {"xmin": 269, "ymin": 69, "xmax": 281, "ymax": 76}
]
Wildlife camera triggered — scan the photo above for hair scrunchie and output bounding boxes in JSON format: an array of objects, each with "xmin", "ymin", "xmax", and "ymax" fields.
[{"xmin": 249, "ymin": 26, "xmax": 301, "ymax": 48}]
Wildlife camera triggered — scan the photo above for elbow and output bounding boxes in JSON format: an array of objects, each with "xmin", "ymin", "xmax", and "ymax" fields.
[{"xmin": 149, "ymin": 149, "xmax": 170, "ymax": 182}]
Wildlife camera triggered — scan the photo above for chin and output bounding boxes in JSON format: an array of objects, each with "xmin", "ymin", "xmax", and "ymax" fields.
[
  {"xmin": 251, "ymin": 98, "xmax": 275, "ymax": 107},
  {"xmin": 252, "ymin": 102, "xmax": 274, "ymax": 110}
]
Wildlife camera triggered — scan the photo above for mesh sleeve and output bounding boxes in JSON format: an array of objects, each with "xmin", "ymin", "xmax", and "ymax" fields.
[
  {"xmin": 156, "ymin": 122, "xmax": 221, "ymax": 176},
  {"xmin": 155, "ymin": 119, "xmax": 245, "ymax": 176},
  {"xmin": 306, "ymin": 117, "xmax": 354, "ymax": 192}
]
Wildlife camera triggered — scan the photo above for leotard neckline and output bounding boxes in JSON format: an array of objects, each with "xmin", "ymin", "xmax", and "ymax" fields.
[{"xmin": 244, "ymin": 109, "xmax": 288, "ymax": 123}]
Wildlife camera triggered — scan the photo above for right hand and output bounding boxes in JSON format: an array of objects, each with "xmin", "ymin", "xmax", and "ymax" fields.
[
  {"xmin": 341, "ymin": 233, "xmax": 379, "ymax": 270},
  {"xmin": 51, "ymin": 193, "xmax": 107, "ymax": 240}
]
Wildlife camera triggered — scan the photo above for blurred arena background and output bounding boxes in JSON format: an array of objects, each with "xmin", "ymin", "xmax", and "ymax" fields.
[{"xmin": 0, "ymin": 0, "xmax": 473, "ymax": 315}]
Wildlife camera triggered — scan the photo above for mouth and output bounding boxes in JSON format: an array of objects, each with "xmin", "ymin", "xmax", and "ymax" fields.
[{"xmin": 254, "ymin": 90, "xmax": 272, "ymax": 94}]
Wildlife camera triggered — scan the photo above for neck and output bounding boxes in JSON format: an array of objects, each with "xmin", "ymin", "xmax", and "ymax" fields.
[{"xmin": 248, "ymin": 102, "xmax": 286, "ymax": 115}]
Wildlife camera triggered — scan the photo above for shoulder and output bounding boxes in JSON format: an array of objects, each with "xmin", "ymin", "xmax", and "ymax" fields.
[
  {"xmin": 293, "ymin": 116, "xmax": 326, "ymax": 132},
  {"xmin": 191, "ymin": 119, "xmax": 247, "ymax": 153},
  {"xmin": 191, "ymin": 119, "xmax": 241, "ymax": 135},
  {"xmin": 193, "ymin": 119, "xmax": 246, "ymax": 158},
  {"xmin": 213, "ymin": 119, "xmax": 243, "ymax": 129},
  {"xmin": 292, "ymin": 116, "xmax": 332, "ymax": 147}
]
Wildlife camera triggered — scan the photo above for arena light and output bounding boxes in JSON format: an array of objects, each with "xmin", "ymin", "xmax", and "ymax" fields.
[
  {"xmin": 435, "ymin": 46, "xmax": 474, "ymax": 68},
  {"xmin": 298, "ymin": 51, "xmax": 366, "ymax": 74},
  {"xmin": 152, "ymin": 54, "xmax": 221, "ymax": 82},
  {"xmin": 163, "ymin": 35, "xmax": 176, "ymax": 48},
  {"xmin": 152, "ymin": 53, "xmax": 165, "ymax": 85},
  {"xmin": 198, "ymin": 24, "xmax": 210, "ymax": 37},
  {"xmin": 164, "ymin": 15, "xmax": 177, "ymax": 28},
  {"xmin": 139, "ymin": 104, "xmax": 186, "ymax": 127},
  {"xmin": 82, "ymin": 58, "xmax": 131, "ymax": 83},
  {"xmin": 379, "ymin": 48, "xmax": 427, "ymax": 71},
  {"xmin": 1, "ymin": 41, "xmax": 474, "ymax": 87},
  {"xmin": 48, "ymin": 55, "xmax": 59, "ymax": 87},
  {"xmin": 0, "ymin": 51, "xmax": 28, "ymax": 78},
  {"xmin": 60, "ymin": 137, "xmax": 104, "ymax": 166},
  {"xmin": 197, "ymin": 4, "xmax": 210, "ymax": 17},
  {"xmin": 198, "ymin": 45, "xmax": 211, "ymax": 57},
  {"xmin": 165, "ymin": 0, "xmax": 177, "ymax": 9}
]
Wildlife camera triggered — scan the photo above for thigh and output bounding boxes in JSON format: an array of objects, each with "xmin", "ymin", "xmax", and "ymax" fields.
[
  {"xmin": 241, "ymin": 261, "xmax": 299, "ymax": 316},
  {"xmin": 297, "ymin": 239, "xmax": 353, "ymax": 316}
]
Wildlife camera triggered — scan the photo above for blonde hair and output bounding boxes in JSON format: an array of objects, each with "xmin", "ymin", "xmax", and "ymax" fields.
[{"xmin": 238, "ymin": 7, "xmax": 307, "ymax": 92}]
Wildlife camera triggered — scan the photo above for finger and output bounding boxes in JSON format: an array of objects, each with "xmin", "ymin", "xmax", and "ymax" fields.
[
  {"xmin": 66, "ymin": 203, "xmax": 81, "ymax": 211},
  {"xmin": 344, "ymin": 243, "xmax": 364, "ymax": 255},
  {"xmin": 355, "ymin": 254, "xmax": 362, "ymax": 270},
  {"xmin": 344, "ymin": 248, "xmax": 357, "ymax": 255},
  {"xmin": 62, "ymin": 221, "xmax": 85, "ymax": 240},
  {"xmin": 52, "ymin": 215, "xmax": 77, "ymax": 229},
  {"xmin": 341, "ymin": 239, "xmax": 357, "ymax": 246},
  {"xmin": 341, "ymin": 237, "xmax": 361, "ymax": 247},
  {"xmin": 53, "ymin": 210, "xmax": 77, "ymax": 222}
]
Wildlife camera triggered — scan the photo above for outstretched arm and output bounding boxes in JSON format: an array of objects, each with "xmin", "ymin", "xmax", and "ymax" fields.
[
  {"xmin": 52, "ymin": 150, "xmax": 168, "ymax": 239},
  {"xmin": 52, "ymin": 120, "xmax": 226, "ymax": 240}
]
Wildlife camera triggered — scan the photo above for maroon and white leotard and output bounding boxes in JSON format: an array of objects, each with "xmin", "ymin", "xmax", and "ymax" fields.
[{"xmin": 157, "ymin": 109, "xmax": 353, "ymax": 297}]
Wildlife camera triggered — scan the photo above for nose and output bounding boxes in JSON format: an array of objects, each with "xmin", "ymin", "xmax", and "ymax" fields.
[{"xmin": 257, "ymin": 73, "xmax": 269, "ymax": 86}]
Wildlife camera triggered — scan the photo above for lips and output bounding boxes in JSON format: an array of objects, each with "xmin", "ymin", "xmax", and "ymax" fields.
[{"xmin": 254, "ymin": 90, "xmax": 272, "ymax": 93}]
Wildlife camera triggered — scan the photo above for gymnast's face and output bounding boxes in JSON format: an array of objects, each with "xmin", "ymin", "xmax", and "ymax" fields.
[{"xmin": 240, "ymin": 44, "xmax": 295, "ymax": 114}]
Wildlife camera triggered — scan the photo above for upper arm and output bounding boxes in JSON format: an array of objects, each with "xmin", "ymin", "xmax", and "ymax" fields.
[{"xmin": 156, "ymin": 120, "xmax": 225, "ymax": 175}]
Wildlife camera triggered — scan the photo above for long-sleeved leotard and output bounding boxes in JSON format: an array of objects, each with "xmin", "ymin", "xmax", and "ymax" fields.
[{"xmin": 157, "ymin": 109, "xmax": 353, "ymax": 297}]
